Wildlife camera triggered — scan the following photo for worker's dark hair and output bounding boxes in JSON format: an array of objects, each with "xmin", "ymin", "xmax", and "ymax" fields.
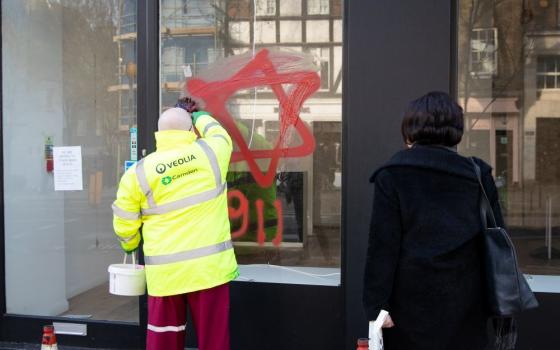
[{"xmin": 401, "ymin": 91, "xmax": 464, "ymax": 147}]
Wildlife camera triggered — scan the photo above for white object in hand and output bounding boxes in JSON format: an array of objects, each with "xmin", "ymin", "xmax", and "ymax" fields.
[{"xmin": 369, "ymin": 310, "xmax": 389, "ymax": 350}]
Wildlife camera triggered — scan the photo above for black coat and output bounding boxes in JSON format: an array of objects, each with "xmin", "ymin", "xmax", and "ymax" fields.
[{"xmin": 363, "ymin": 145, "xmax": 504, "ymax": 350}]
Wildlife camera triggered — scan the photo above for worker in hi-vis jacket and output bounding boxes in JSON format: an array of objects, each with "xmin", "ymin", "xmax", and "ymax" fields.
[{"xmin": 112, "ymin": 102, "xmax": 238, "ymax": 350}]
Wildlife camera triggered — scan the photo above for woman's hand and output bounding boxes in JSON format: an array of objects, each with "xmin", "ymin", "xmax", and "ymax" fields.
[{"xmin": 382, "ymin": 315, "xmax": 395, "ymax": 328}]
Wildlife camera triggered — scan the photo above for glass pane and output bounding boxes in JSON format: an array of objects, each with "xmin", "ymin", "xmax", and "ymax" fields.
[
  {"xmin": 458, "ymin": 0, "xmax": 560, "ymax": 288},
  {"xmin": 280, "ymin": 0, "xmax": 302, "ymax": 16},
  {"xmin": 307, "ymin": 0, "xmax": 329, "ymax": 15},
  {"xmin": 2, "ymin": 0, "xmax": 138, "ymax": 321},
  {"xmin": 160, "ymin": 0, "xmax": 342, "ymax": 285}
]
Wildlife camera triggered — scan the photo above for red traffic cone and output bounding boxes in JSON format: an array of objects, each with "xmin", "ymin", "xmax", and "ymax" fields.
[
  {"xmin": 41, "ymin": 325, "xmax": 58, "ymax": 350},
  {"xmin": 356, "ymin": 338, "xmax": 369, "ymax": 349}
]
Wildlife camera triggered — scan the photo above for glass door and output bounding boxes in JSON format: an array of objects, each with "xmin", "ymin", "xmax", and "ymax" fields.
[{"xmin": 2, "ymin": 0, "xmax": 140, "ymax": 323}]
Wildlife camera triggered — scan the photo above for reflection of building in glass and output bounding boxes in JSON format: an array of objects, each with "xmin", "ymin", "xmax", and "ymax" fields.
[
  {"xmin": 110, "ymin": 0, "xmax": 138, "ymax": 131},
  {"xmin": 458, "ymin": 0, "xmax": 560, "ymax": 274},
  {"xmin": 108, "ymin": 0, "xmax": 138, "ymax": 186},
  {"xmin": 159, "ymin": 0, "xmax": 342, "ymax": 266},
  {"xmin": 223, "ymin": 0, "xmax": 343, "ymax": 248},
  {"xmin": 160, "ymin": 0, "xmax": 225, "ymax": 108}
]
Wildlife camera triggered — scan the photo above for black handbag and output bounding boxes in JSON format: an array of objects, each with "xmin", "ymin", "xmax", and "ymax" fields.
[{"xmin": 471, "ymin": 158, "xmax": 539, "ymax": 316}]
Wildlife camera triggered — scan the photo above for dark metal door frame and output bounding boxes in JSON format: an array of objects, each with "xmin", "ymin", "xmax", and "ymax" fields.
[{"xmin": 342, "ymin": 0, "xmax": 453, "ymax": 348}]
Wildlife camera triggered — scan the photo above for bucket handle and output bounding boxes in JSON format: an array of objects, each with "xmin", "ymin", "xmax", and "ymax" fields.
[{"xmin": 123, "ymin": 251, "xmax": 136, "ymax": 265}]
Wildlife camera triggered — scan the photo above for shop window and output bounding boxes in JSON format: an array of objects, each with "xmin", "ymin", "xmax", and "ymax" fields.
[
  {"xmin": 470, "ymin": 28, "xmax": 498, "ymax": 77},
  {"xmin": 459, "ymin": 0, "xmax": 560, "ymax": 292},
  {"xmin": 121, "ymin": 0, "xmax": 137, "ymax": 34},
  {"xmin": 162, "ymin": 46, "xmax": 186, "ymax": 83},
  {"xmin": 2, "ymin": 0, "xmax": 139, "ymax": 321},
  {"xmin": 160, "ymin": 0, "xmax": 343, "ymax": 285}
]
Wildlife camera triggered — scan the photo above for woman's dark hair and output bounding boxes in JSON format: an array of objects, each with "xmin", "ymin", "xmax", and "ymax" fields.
[{"xmin": 401, "ymin": 91, "xmax": 464, "ymax": 147}]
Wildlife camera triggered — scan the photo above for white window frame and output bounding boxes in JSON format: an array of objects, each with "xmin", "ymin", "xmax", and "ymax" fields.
[
  {"xmin": 470, "ymin": 27, "xmax": 498, "ymax": 78},
  {"xmin": 537, "ymin": 55, "xmax": 560, "ymax": 91}
]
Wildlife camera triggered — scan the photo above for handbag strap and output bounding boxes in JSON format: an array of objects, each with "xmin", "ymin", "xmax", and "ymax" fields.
[{"xmin": 470, "ymin": 157, "xmax": 498, "ymax": 229}]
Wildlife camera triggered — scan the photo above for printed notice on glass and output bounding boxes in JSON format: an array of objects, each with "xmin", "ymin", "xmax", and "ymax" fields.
[{"xmin": 53, "ymin": 146, "xmax": 83, "ymax": 191}]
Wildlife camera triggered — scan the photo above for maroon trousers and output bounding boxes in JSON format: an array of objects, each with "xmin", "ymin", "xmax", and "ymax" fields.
[{"xmin": 146, "ymin": 283, "xmax": 230, "ymax": 350}]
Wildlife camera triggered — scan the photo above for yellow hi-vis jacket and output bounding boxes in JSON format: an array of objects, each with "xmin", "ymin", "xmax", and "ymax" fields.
[{"xmin": 112, "ymin": 112, "xmax": 238, "ymax": 296}]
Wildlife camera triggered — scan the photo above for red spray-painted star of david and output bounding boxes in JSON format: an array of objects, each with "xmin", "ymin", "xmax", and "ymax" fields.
[{"xmin": 186, "ymin": 49, "xmax": 320, "ymax": 188}]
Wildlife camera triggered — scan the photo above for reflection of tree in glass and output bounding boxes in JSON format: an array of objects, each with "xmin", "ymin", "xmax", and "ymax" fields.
[{"xmin": 57, "ymin": 1, "xmax": 130, "ymax": 187}]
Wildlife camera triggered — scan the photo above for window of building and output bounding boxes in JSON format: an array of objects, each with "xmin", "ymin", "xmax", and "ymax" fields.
[
  {"xmin": 470, "ymin": 28, "xmax": 498, "ymax": 77},
  {"xmin": 255, "ymin": 0, "xmax": 276, "ymax": 16},
  {"xmin": 307, "ymin": 47, "xmax": 330, "ymax": 90},
  {"xmin": 537, "ymin": 56, "xmax": 560, "ymax": 90},
  {"xmin": 280, "ymin": 0, "xmax": 302, "ymax": 16},
  {"xmin": 306, "ymin": 20, "xmax": 330, "ymax": 42},
  {"xmin": 307, "ymin": 0, "xmax": 329, "ymax": 15}
]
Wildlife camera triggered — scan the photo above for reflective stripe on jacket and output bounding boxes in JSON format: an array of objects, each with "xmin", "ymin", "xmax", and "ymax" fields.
[{"xmin": 112, "ymin": 114, "xmax": 238, "ymax": 296}]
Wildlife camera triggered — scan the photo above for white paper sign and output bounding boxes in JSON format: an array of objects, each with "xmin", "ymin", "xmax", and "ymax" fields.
[{"xmin": 53, "ymin": 146, "xmax": 83, "ymax": 191}]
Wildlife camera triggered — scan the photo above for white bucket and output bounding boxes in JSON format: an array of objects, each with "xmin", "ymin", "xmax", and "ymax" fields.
[{"xmin": 108, "ymin": 253, "xmax": 146, "ymax": 296}]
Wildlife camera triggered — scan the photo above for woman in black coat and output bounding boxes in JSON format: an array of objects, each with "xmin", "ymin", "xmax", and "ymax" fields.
[{"xmin": 363, "ymin": 92, "xmax": 503, "ymax": 350}]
